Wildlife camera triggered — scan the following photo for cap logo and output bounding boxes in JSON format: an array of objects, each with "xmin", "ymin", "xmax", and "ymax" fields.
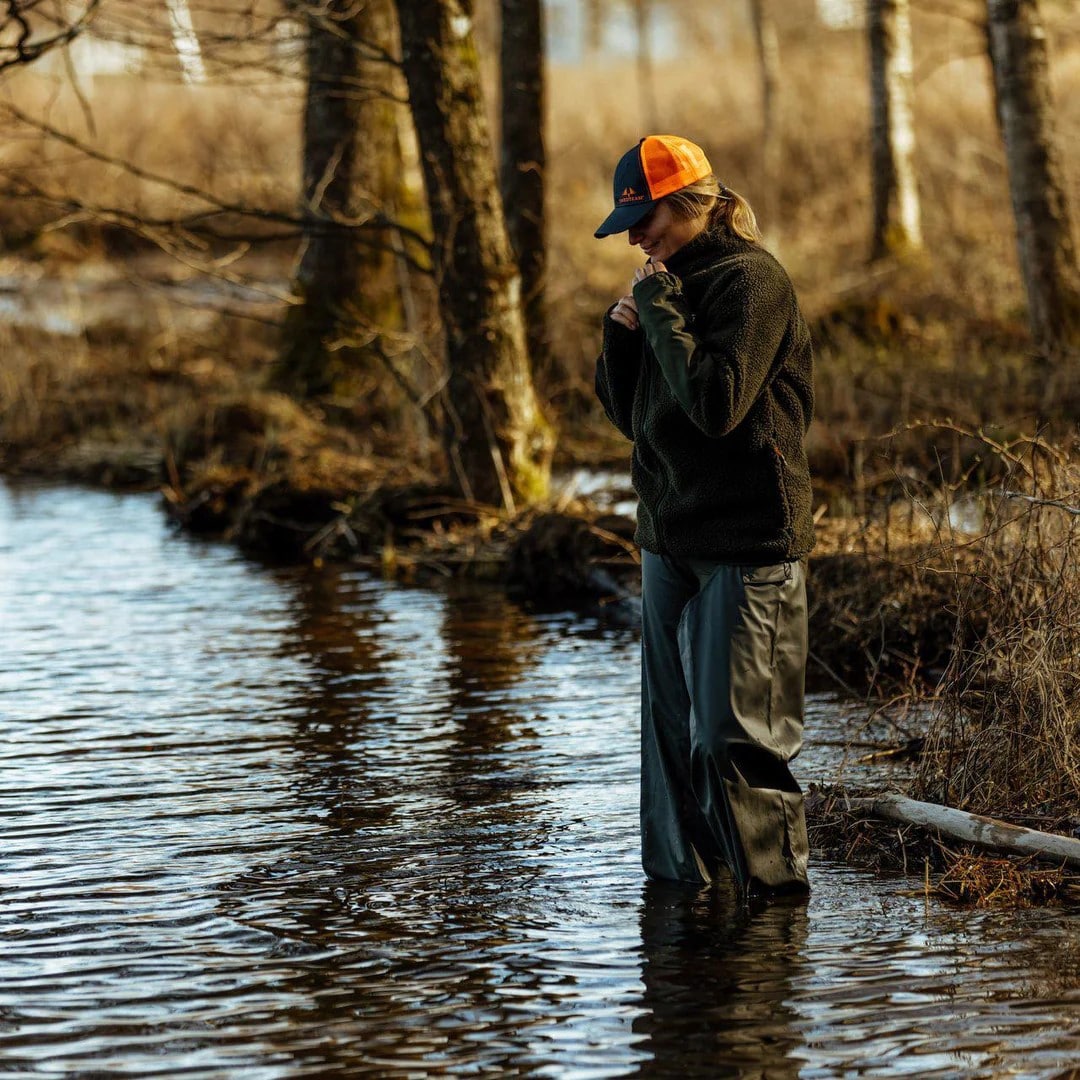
[{"xmin": 617, "ymin": 186, "xmax": 645, "ymax": 205}]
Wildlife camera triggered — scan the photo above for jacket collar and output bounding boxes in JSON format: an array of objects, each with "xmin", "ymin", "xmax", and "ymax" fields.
[{"xmin": 663, "ymin": 226, "xmax": 756, "ymax": 277}]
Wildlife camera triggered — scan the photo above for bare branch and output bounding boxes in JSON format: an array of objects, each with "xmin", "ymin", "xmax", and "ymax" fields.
[
  {"xmin": 0, "ymin": 173, "xmax": 432, "ymax": 277},
  {"xmin": 0, "ymin": 0, "xmax": 101, "ymax": 73},
  {"xmin": 999, "ymin": 491, "xmax": 1080, "ymax": 516},
  {"xmin": 0, "ymin": 102, "xmax": 432, "ymax": 262},
  {"xmin": 874, "ymin": 418, "xmax": 1051, "ymax": 477}
]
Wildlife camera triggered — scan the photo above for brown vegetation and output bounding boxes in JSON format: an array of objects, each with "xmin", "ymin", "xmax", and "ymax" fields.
[
  {"xmin": 808, "ymin": 788, "xmax": 1080, "ymax": 907},
  {"xmin": 804, "ymin": 427, "xmax": 1080, "ymax": 902},
  {"xmin": 913, "ymin": 442, "xmax": 1080, "ymax": 817},
  {"xmin": 3, "ymin": 15, "xmax": 1079, "ymax": 431}
]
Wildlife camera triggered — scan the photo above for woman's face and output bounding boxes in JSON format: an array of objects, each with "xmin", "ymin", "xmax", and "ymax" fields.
[{"xmin": 627, "ymin": 201, "xmax": 706, "ymax": 263}]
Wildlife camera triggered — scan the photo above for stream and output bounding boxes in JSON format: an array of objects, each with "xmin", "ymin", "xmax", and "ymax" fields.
[{"xmin": 2, "ymin": 480, "xmax": 1079, "ymax": 1077}]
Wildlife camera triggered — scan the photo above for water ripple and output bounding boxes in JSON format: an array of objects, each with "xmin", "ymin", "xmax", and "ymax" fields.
[{"xmin": 1, "ymin": 481, "xmax": 1079, "ymax": 1077}]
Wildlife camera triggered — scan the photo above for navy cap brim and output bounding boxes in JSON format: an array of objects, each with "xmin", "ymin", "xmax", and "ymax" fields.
[{"xmin": 594, "ymin": 199, "xmax": 657, "ymax": 239}]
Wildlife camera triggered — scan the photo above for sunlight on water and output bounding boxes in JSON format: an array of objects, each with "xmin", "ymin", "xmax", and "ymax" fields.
[{"xmin": 1, "ymin": 481, "xmax": 1079, "ymax": 1077}]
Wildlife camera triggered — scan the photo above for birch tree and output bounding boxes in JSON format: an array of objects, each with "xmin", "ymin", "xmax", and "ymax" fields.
[
  {"xmin": 164, "ymin": 0, "xmax": 206, "ymax": 83},
  {"xmin": 987, "ymin": 0, "xmax": 1080, "ymax": 358},
  {"xmin": 868, "ymin": 0, "xmax": 922, "ymax": 259},
  {"xmin": 395, "ymin": 0, "xmax": 553, "ymax": 508},
  {"xmin": 500, "ymin": 0, "xmax": 548, "ymax": 377}
]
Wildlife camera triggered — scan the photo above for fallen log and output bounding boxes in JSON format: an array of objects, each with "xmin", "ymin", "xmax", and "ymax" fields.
[{"xmin": 845, "ymin": 794, "xmax": 1080, "ymax": 870}]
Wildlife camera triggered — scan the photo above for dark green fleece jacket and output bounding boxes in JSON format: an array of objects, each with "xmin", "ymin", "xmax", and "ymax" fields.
[{"xmin": 595, "ymin": 228, "xmax": 814, "ymax": 563}]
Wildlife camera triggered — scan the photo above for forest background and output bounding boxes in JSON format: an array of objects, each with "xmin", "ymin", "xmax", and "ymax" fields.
[{"xmin": 2, "ymin": 0, "xmax": 1080, "ymax": 840}]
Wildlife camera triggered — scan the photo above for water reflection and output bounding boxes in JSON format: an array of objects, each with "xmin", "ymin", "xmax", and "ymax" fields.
[{"xmin": 636, "ymin": 882, "xmax": 807, "ymax": 1077}]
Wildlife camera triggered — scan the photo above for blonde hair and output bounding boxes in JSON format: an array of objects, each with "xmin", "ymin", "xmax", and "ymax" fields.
[{"xmin": 663, "ymin": 174, "xmax": 762, "ymax": 243}]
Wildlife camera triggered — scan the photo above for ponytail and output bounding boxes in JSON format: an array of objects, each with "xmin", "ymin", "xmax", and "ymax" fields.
[
  {"xmin": 664, "ymin": 175, "xmax": 763, "ymax": 244},
  {"xmin": 716, "ymin": 188, "xmax": 762, "ymax": 243}
]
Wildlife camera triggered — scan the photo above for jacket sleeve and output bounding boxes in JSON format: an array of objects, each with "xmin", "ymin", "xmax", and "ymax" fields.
[
  {"xmin": 633, "ymin": 263, "xmax": 791, "ymax": 438},
  {"xmin": 594, "ymin": 305, "xmax": 643, "ymax": 442}
]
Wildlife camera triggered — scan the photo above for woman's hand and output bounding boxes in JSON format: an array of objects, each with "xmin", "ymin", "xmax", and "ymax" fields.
[
  {"xmin": 610, "ymin": 260, "xmax": 668, "ymax": 331},
  {"xmin": 610, "ymin": 294, "xmax": 639, "ymax": 331},
  {"xmin": 633, "ymin": 260, "xmax": 668, "ymax": 286}
]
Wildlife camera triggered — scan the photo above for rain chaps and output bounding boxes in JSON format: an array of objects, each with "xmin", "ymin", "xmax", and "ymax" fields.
[{"xmin": 640, "ymin": 551, "xmax": 810, "ymax": 894}]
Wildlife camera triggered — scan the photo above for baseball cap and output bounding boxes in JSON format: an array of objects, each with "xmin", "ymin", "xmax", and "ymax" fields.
[{"xmin": 594, "ymin": 135, "xmax": 713, "ymax": 239}]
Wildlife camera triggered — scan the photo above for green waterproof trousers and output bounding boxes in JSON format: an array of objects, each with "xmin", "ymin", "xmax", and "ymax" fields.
[{"xmin": 640, "ymin": 551, "xmax": 810, "ymax": 895}]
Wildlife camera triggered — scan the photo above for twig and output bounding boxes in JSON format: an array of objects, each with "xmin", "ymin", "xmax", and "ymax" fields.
[
  {"xmin": 0, "ymin": 0, "xmax": 99, "ymax": 71},
  {"xmin": 807, "ymin": 649, "xmax": 862, "ymax": 699},
  {"xmin": 1000, "ymin": 490, "xmax": 1080, "ymax": 516}
]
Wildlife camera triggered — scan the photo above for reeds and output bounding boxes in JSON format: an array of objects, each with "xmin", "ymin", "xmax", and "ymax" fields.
[
  {"xmin": 935, "ymin": 852, "xmax": 1080, "ymax": 907},
  {"xmin": 913, "ymin": 437, "xmax": 1080, "ymax": 817}
]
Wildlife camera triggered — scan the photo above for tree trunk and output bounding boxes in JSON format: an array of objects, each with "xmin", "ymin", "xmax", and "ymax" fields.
[
  {"xmin": 164, "ymin": 0, "xmax": 206, "ymax": 84},
  {"xmin": 583, "ymin": 0, "xmax": 604, "ymax": 57},
  {"xmin": 276, "ymin": 0, "xmax": 401, "ymax": 399},
  {"xmin": 868, "ymin": 0, "xmax": 922, "ymax": 259},
  {"xmin": 395, "ymin": 0, "xmax": 554, "ymax": 509},
  {"xmin": 987, "ymin": 0, "xmax": 1080, "ymax": 359},
  {"xmin": 748, "ymin": 0, "xmax": 780, "ymax": 234},
  {"xmin": 633, "ymin": 0, "xmax": 658, "ymax": 132},
  {"xmin": 500, "ymin": 0, "xmax": 549, "ymax": 381}
]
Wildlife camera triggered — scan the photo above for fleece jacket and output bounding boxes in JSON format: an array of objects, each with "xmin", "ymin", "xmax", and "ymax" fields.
[{"xmin": 594, "ymin": 227, "xmax": 815, "ymax": 564}]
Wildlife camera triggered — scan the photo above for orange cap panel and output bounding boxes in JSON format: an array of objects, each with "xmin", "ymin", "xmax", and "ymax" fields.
[{"xmin": 641, "ymin": 135, "xmax": 712, "ymax": 199}]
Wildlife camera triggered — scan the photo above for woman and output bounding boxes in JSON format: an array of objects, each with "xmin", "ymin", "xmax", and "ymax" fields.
[{"xmin": 594, "ymin": 135, "xmax": 815, "ymax": 901}]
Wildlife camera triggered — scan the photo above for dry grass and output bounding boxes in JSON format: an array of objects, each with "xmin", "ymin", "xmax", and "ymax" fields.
[
  {"xmin": 911, "ymin": 439, "xmax": 1080, "ymax": 817},
  {"xmin": 0, "ymin": 305, "xmax": 273, "ymax": 483},
  {"xmin": 0, "ymin": 74, "xmax": 300, "ymax": 242},
  {"xmin": 803, "ymin": 419, "xmax": 1080, "ymax": 826},
  {"xmin": 935, "ymin": 852, "xmax": 1080, "ymax": 907},
  {"xmin": 806, "ymin": 510, "xmax": 968, "ymax": 697},
  {"xmin": 807, "ymin": 787, "xmax": 1080, "ymax": 906},
  {"xmin": 3, "ymin": 14, "xmax": 1077, "ymax": 436},
  {"xmin": 804, "ymin": 420, "xmax": 1080, "ymax": 820}
]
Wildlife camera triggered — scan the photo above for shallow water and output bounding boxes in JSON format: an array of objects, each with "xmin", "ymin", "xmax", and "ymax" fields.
[
  {"xmin": 0, "ymin": 269, "xmax": 280, "ymax": 337},
  {"xmin": 2, "ymin": 481, "xmax": 1079, "ymax": 1078}
]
